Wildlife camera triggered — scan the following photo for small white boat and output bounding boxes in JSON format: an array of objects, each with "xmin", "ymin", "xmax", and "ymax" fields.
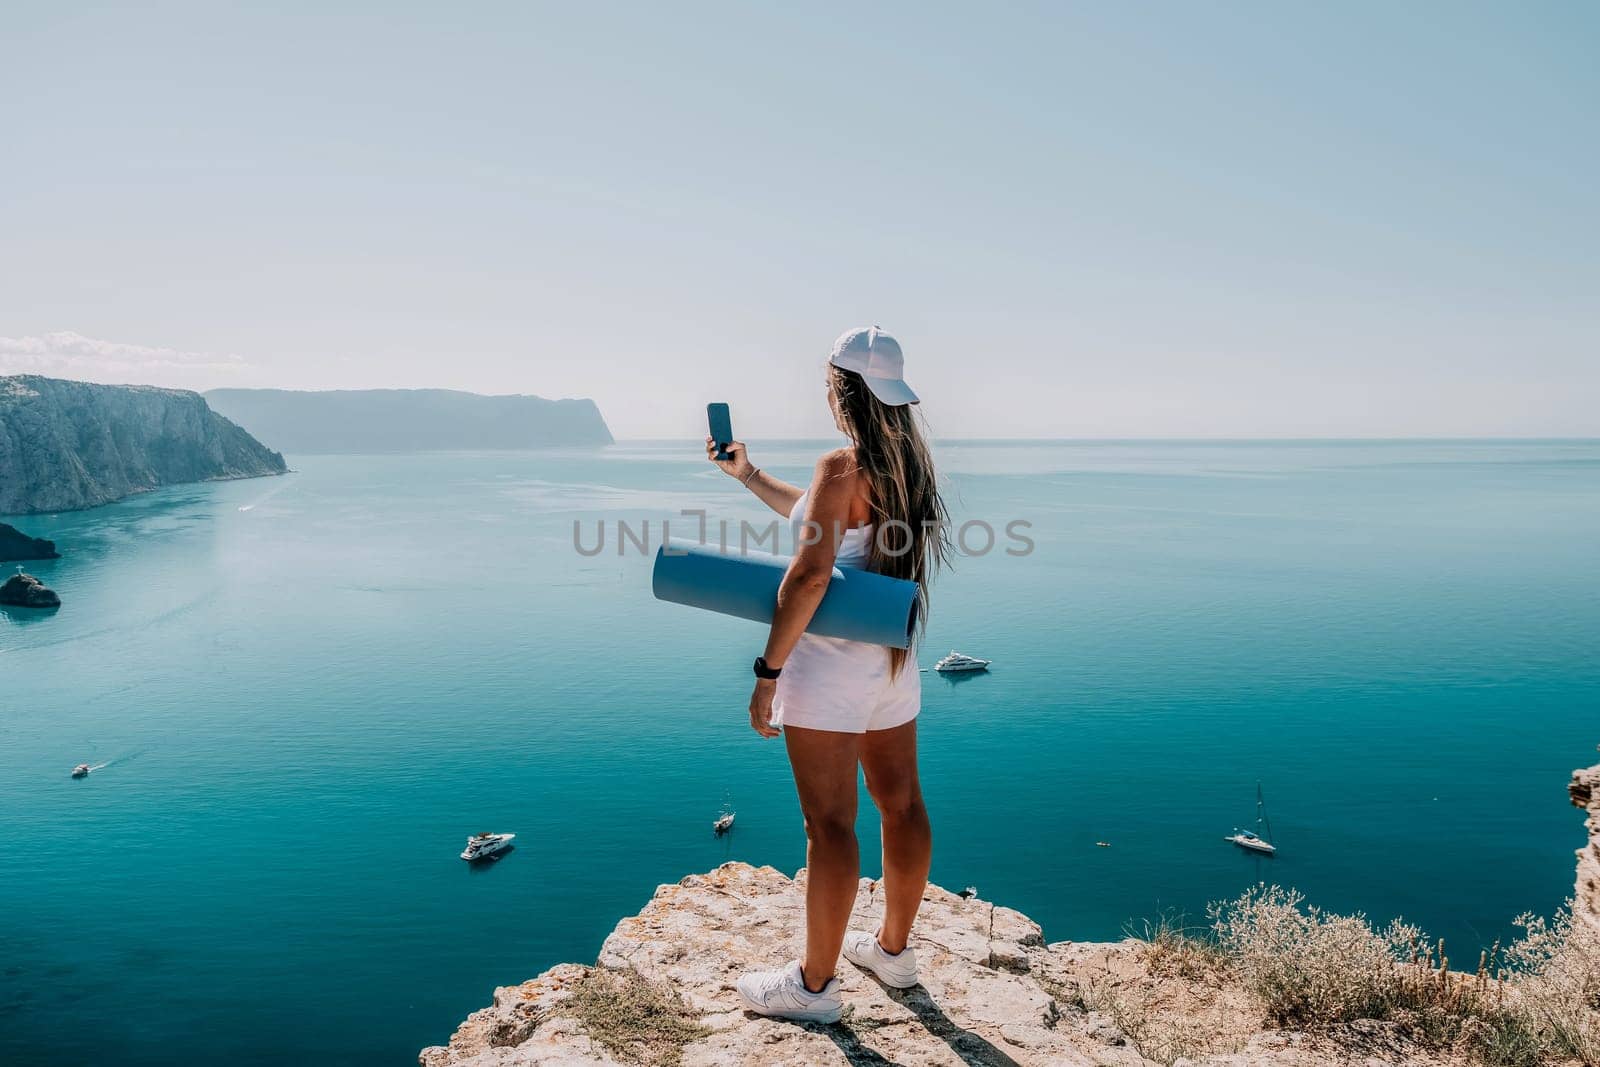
[
  {"xmin": 460, "ymin": 832, "xmax": 515, "ymax": 862},
  {"xmin": 1226, "ymin": 783, "xmax": 1277, "ymax": 855},
  {"xmin": 934, "ymin": 651, "xmax": 990, "ymax": 673},
  {"xmin": 713, "ymin": 812, "xmax": 735, "ymax": 835},
  {"xmin": 1226, "ymin": 829, "xmax": 1276, "ymax": 854},
  {"xmin": 71, "ymin": 764, "xmax": 91, "ymax": 779}
]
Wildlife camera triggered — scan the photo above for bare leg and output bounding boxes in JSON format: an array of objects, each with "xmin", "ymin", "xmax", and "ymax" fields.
[
  {"xmin": 860, "ymin": 719, "xmax": 930, "ymax": 955},
  {"xmin": 783, "ymin": 725, "xmax": 862, "ymax": 992}
]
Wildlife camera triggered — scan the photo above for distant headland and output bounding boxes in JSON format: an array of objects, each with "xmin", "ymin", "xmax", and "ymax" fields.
[
  {"xmin": 0, "ymin": 376, "xmax": 287, "ymax": 514},
  {"xmin": 204, "ymin": 387, "xmax": 614, "ymax": 453}
]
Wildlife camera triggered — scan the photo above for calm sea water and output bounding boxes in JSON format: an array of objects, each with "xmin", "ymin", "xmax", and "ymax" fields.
[{"xmin": 3, "ymin": 440, "xmax": 1597, "ymax": 1065}]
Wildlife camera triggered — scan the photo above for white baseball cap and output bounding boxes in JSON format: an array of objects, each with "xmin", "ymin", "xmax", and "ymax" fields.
[{"xmin": 828, "ymin": 326, "xmax": 919, "ymax": 406}]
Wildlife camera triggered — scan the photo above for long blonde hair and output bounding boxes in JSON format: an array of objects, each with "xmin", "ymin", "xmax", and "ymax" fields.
[{"xmin": 829, "ymin": 365, "xmax": 952, "ymax": 674}]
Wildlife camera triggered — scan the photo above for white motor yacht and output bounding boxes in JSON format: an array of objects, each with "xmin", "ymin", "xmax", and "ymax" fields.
[
  {"xmin": 71, "ymin": 763, "xmax": 91, "ymax": 779},
  {"xmin": 934, "ymin": 651, "xmax": 990, "ymax": 673},
  {"xmin": 713, "ymin": 812, "xmax": 735, "ymax": 835},
  {"xmin": 460, "ymin": 832, "xmax": 515, "ymax": 862}
]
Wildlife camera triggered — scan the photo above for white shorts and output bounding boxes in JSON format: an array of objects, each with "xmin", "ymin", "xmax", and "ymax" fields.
[{"xmin": 773, "ymin": 634, "xmax": 921, "ymax": 734}]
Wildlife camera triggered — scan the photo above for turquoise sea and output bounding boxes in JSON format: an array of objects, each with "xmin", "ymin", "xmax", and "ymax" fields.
[{"xmin": 3, "ymin": 440, "xmax": 1597, "ymax": 1065}]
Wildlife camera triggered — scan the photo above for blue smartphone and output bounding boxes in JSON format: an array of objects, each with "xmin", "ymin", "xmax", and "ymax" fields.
[{"xmin": 707, "ymin": 403, "xmax": 734, "ymax": 461}]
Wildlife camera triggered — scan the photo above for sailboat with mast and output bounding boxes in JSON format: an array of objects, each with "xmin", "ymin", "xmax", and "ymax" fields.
[{"xmin": 1225, "ymin": 782, "xmax": 1277, "ymax": 855}]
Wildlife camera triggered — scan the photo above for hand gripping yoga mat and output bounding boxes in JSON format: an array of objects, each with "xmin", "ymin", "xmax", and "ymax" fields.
[{"xmin": 651, "ymin": 539, "xmax": 919, "ymax": 649}]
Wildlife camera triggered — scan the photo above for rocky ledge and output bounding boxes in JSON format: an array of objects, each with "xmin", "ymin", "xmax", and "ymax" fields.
[
  {"xmin": 0, "ymin": 522, "xmax": 58, "ymax": 561},
  {"xmin": 421, "ymin": 863, "xmax": 1458, "ymax": 1067},
  {"xmin": 0, "ymin": 572, "xmax": 60, "ymax": 608},
  {"xmin": 1573, "ymin": 748, "xmax": 1600, "ymax": 939},
  {"xmin": 427, "ymin": 752, "xmax": 1600, "ymax": 1067}
]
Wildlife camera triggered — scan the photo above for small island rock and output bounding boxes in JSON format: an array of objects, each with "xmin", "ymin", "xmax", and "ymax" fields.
[
  {"xmin": 0, "ymin": 572, "xmax": 60, "ymax": 608},
  {"xmin": 0, "ymin": 523, "xmax": 59, "ymax": 562}
]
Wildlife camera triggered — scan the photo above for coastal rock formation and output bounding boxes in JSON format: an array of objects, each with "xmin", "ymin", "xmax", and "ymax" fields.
[
  {"xmin": 204, "ymin": 387, "xmax": 614, "ymax": 452},
  {"xmin": 422, "ymin": 863, "xmax": 1456, "ymax": 1067},
  {"xmin": 0, "ymin": 572, "xmax": 60, "ymax": 608},
  {"xmin": 1573, "ymin": 749, "xmax": 1600, "ymax": 938},
  {"xmin": 0, "ymin": 376, "xmax": 286, "ymax": 513},
  {"xmin": 0, "ymin": 522, "xmax": 58, "ymax": 561}
]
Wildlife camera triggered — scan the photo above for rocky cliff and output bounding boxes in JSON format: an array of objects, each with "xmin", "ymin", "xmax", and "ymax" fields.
[
  {"xmin": 427, "ymin": 753, "xmax": 1600, "ymax": 1067},
  {"xmin": 0, "ymin": 376, "xmax": 286, "ymax": 514},
  {"xmin": 0, "ymin": 521, "xmax": 58, "ymax": 561},
  {"xmin": 1573, "ymin": 749, "xmax": 1600, "ymax": 939},
  {"xmin": 204, "ymin": 388, "xmax": 614, "ymax": 453},
  {"xmin": 421, "ymin": 864, "xmax": 1458, "ymax": 1067}
]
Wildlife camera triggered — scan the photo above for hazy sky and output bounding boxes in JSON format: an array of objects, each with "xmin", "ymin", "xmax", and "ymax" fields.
[{"xmin": 3, "ymin": 2, "xmax": 1595, "ymax": 438}]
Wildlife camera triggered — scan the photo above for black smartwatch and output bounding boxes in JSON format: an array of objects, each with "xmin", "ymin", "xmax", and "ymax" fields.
[{"xmin": 753, "ymin": 656, "xmax": 783, "ymax": 680}]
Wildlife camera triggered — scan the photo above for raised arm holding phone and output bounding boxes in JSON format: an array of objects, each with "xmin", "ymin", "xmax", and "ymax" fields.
[{"xmin": 704, "ymin": 436, "xmax": 803, "ymax": 519}]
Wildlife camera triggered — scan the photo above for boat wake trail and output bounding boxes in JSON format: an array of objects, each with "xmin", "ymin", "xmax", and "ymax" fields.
[
  {"xmin": 238, "ymin": 481, "xmax": 295, "ymax": 513},
  {"xmin": 88, "ymin": 749, "xmax": 148, "ymax": 774}
]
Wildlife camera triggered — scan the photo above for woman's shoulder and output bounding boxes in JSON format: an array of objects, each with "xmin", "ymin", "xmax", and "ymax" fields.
[{"xmin": 812, "ymin": 447, "xmax": 861, "ymax": 482}]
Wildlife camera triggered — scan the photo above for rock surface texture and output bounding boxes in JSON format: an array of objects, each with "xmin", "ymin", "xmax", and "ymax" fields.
[
  {"xmin": 421, "ymin": 863, "xmax": 1456, "ymax": 1067},
  {"xmin": 0, "ymin": 376, "xmax": 287, "ymax": 513},
  {"xmin": 1573, "ymin": 750, "xmax": 1600, "ymax": 938},
  {"xmin": 0, "ymin": 521, "xmax": 58, "ymax": 561},
  {"xmin": 0, "ymin": 572, "xmax": 60, "ymax": 607}
]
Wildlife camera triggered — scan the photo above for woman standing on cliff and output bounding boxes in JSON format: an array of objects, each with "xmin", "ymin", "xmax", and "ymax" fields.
[{"xmin": 706, "ymin": 327, "xmax": 951, "ymax": 1022}]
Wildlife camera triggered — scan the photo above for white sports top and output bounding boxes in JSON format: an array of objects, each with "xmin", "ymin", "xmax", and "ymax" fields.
[
  {"xmin": 775, "ymin": 490, "xmax": 920, "ymax": 732},
  {"xmin": 788, "ymin": 490, "xmax": 872, "ymax": 569}
]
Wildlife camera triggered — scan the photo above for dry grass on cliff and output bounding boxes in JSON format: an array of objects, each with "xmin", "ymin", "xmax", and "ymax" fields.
[
  {"xmin": 1096, "ymin": 913, "xmax": 1243, "ymax": 1064},
  {"xmin": 565, "ymin": 966, "xmax": 710, "ymax": 1067},
  {"xmin": 1203, "ymin": 884, "xmax": 1600, "ymax": 1067},
  {"xmin": 1498, "ymin": 909, "xmax": 1600, "ymax": 1065},
  {"xmin": 1036, "ymin": 916, "xmax": 1251, "ymax": 1067},
  {"xmin": 1131, "ymin": 911, "xmax": 1229, "ymax": 981},
  {"xmin": 1077, "ymin": 976, "xmax": 1240, "ymax": 1066}
]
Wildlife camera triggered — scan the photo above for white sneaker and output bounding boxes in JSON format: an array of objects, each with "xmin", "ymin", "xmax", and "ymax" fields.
[
  {"xmin": 842, "ymin": 930, "xmax": 919, "ymax": 989},
  {"xmin": 735, "ymin": 960, "xmax": 843, "ymax": 1023}
]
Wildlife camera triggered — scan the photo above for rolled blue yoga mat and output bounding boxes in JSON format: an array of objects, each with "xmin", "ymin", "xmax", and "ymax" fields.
[{"xmin": 651, "ymin": 539, "xmax": 919, "ymax": 649}]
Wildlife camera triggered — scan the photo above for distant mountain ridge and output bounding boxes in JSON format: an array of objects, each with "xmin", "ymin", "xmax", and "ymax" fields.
[
  {"xmin": 0, "ymin": 376, "xmax": 287, "ymax": 514},
  {"xmin": 204, "ymin": 388, "xmax": 614, "ymax": 453}
]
